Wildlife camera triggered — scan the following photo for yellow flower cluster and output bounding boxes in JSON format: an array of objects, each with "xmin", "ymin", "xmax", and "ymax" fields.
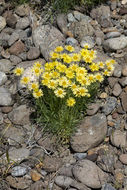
[{"xmin": 13, "ymin": 45, "xmax": 116, "ymax": 105}]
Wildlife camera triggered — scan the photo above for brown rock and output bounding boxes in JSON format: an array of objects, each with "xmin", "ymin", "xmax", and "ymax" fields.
[
  {"xmin": 27, "ymin": 47, "xmax": 40, "ymax": 60},
  {"xmin": 108, "ymin": 77, "xmax": 118, "ymax": 88},
  {"xmin": 112, "ymin": 83, "xmax": 122, "ymax": 97},
  {"xmin": 115, "ymin": 171, "xmax": 124, "ymax": 184},
  {"xmin": 1, "ymin": 106, "xmax": 13, "ymax": 113},
  {"xmin": 9, "ymin": 40, "xmax": 25, "ymax": 55},
  {"xmin": 110, "ymin": 130, "xmax": 127, "ymax": 148},
  {"xmin": 56, "ymin": 14, "xmax": 68, "ymax": 35},
  {"xmin": 6, "ymin": 176, "xmax": 31, "ymax": 189},
  {"xmin": 43, "ymin": 155, "xmax": 62, "ymax": 172},
  {"xmin": 6, "ymin": 12, "xmax": 17, "ymax": 28},
  {"xmin": 86, "ymin": 103, "xmax": 100, "ymax": 115},
  {"xmin": 119, "ymin": 7, "xmax": 127, "ymax": 15},
  {"xmin": 122, "ymin": 65, "xmax": 127, "ymax": 76},
  {"xmin": 120, "ymin": 92, "xmax": 127, "ymax": 112},
  {"xmin": 31, "ymin": 170, "xmax": 42, "ymax": 181},
  {"xmin": 119, "ymin": 154, "xmax": 127, "ymax": 165}
]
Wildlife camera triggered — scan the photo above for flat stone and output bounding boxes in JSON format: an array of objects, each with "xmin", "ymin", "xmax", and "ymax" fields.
[
  {"xmin": 70, "ymin": 114, "xmax": 107, "ymax": 152},
  {"xmin": 27, "ymin": 47, "xmax": 40, "ymax": 60},
  {"xmin": 6, "ymin": 12, "xmax": 17, "ymax": 28},
  {"xmin": 0, "ymin": 59, "xmax": 13, "ymax": 73},
  {"xmin": 0, "ymin": 16, "xmax": 6, "ymax": 31},
  {"xmin": 11, "ymin": 166, "xmax": 27, "ymax": 177},
  {"xmin": 122, "ymin": 65, "xmax": 127, "ymax": 76},
  {"xmin": 105, "ymin": 32, "xmax": 121, "ymax": 39},
  {"xmin": 0, "ymin": 87, "xmax": 13, "ymax": 106},
  {"xmin": 0, "ymin": 71, "xmax": 7, "ymax": 85},
  {"xmin": 73, "ymin": 11, "xmax": 91, "ymax": 22},
  {"xmin": 3, "ymin": 126, "xmax": 25, "ymax": 145},
  {"xmin": 110, "ymin": 130, "xmax": 127, "ymax": 148},
  {"xmin": 103, "ymin": 36, "xmax": 127, "ymax": 51},
  {"xmin": 67, "ymin": 13, "xmax": 76, "ymax": 22},
  {"xmin": 119, "ymin": 77, "xmax": 127, "ymax": 87},
  {"xmin": 113, "ymin": 64, "xmax": 122, "ymax": 78},
  {"xmin": 43, "ymin": 155, "xmax": 62, "ymax": 172},
  {"xmin": 10, "ymin": 55, "xmax": 22, "ymax": 64},
  {"xmin": 108, "ymin": 77, "xmax": 118, "ymax": 88},
  {"xmin": 119, "ymin": 154, "xmax": 127, "ymax": 165},
  {"xmin": 9, "ymin": 40, "xmax": 25, "ymax": 55},
  {"xmin": 65, "ymin": 37, "xmax": 78, "ymax": 46},
  {"xmin": 1, "ymin": 106, "xmax": 13, "ymax": 113},
  {"xmin": 8, "ymin": 104, "xmax": 30, "ymax": 125},
  {"xmin": 16, "ymin": 17, "xmax": 30, "ymax": 30},
  {"xmin": 56, "ymin": 13, "xmax": 68, "ymax": 35},
  {"xmin": 8, "ymin": 32, "xmax": 19, "ymax": 46},
  {"xmin": 33, "ymin": 25, "xmax": 65, "ymax": 61},
  {"xmin": 112, "ymin": 83, "xmax": 122, "ymax": 97},
  {"xmin": 73, "ymin": 160, "xmax": 108, "ymax": 188},
  {"xmin": 15, "ymin": 4, "xmax": 29, "ymax": 17},
  {"xmin": 102, "ymin": 97, "xmax": 117, "ymax": 115},
  {"xmin": 9, "ymin": 147, "xmax": 30, "ymax": 162},
  {"xmin": 6, "ymin": 176, "xmax": 31, "ymax": 189}
]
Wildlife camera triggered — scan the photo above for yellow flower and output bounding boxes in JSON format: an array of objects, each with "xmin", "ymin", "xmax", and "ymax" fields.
[
  {"xmin": 80, "ymin": 49, "xmax": 89, "ymax": 57},
  {"xmin": 14, "ymin": 67, "xmax": 24, "ymax": 76},
  {"xmin": 67, "ymin": 97, "xmax": 76, "ymax": 107},
  {"xmin": 48, "ymin": 80, "xmax": 58, "ymax": 89},
  {"xmin": 42, "ymin": 72, "xmax": 51, "ymax": 80},
  {"xmin": 98, "ymin": 62, "xmax": 104, "ymax": 69},
  {"xmin": 80, "ymin": 78, "xmax": 90, "ymax": 86},
  {"xmin": 77, "ymin": 67, "xmax": 87, "ymax": 76},
  {"xmin": 72, "ymin": 53, "xmax": 81, "ymax": 62},
  {"xmin": 45, "ymin": 62, "xmax": 53, "ymax": 71},
  {"xmin": 33, "ymin": 89, "xmax": 43, "ymax": 98},
  {"xmin": 71, "ymin": 83, "xmax": 78, "ymax": 91},
  {"xmin": 63, "ymin": 55, "xmax": 72, "ymax": 64},
  {"xmin": 50, "ymin": 52, "xmax": 59, "ymax": 59},
  {"xmin": 30, "ymin": 82, "xmax": 39, "ymax": 91},
  {"xmin": 54, "ymin": 46, "xmax": 63, "ymax": 52},
  {"xmin": 84, "ymin": 43, "xmax": 90, "ymax": 49},
  {"xmin": 41, "ymin": 79, "xmax": 49, "ymax": 86},
  {"xmin": 66, "ymin": 69, "xmax": 74, "ymax": 79},
  {"xmin": 73, "ymin": 87, "xmax": 88, "ymax": 97},
  {"xmin": 109, "ymin": 59, "xmax": 116, "ymax": 64},
  {"xmin": 54, "ymin": 88, "xmax": 66, "ymax": 98},
  {"xmin": 76, "ymin": 74, "xmax": 84, "ymax": 82},
  {"xmin": 21, "ymin": 76, "xmax": 30, "ymax": 85},
  {"xmin": 89, "ymin": 63, "xmax": 99, "ymax": 72},
  {"xmin": 84, "ymin": 56, "xmax": 93, "ymax": 63},
  {"xmin": 69, "ymin": 64, "xmax": 78, "ymax": 72},
  {"xmin": 33, "ymin": 66, "xmax": 43, "ymax": 76},
  {"xmin": 51, "ymin": 71, "xmax": 60, "ymax": 78},
  {"xmin": 59, "ymin": 77, "xmax": 70, "ymax": 88},
  {"xmin": 107, "ymin": 65, "xmax": 114, "ymax": 71},
  {"xmin": 34, "ymin": 62, "xmax": 42, "ymax": 68},
  {"xmin": 65, "ymin": 45, "xmax": 75, "ymax": 52},
  {"xmin": 103, "ymin": 70, "xmax": 111, "ymax": 76},
  {"xmin": 56, "ymin": 63, "xmax": 67, "ymax": 73},
  {"xmin": 95, "ymin": 73, "xmax": 104, "ymax": 82},
  {"xmin": 87, "ymin": 74, "xmax": 95, "ymax": 83}
]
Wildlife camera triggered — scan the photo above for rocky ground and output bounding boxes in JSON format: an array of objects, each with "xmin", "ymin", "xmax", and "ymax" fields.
[{"xmin": 1, "ymin": 0, "xmax": 127, "ymax": 189}]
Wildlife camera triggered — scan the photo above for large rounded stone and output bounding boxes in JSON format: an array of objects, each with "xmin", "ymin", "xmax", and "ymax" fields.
[
  {"xmin": 32, "ymin": 25, "xmax": 65, "ymax": 61},
  {"xmin": 70, "ymin": 114, "xmax": 107, "ymax": 152},
  {"xmin": 0, "ymin": 59, "xmax": 13, "ymax": 73},
  {"xmin": 0, "ymin": 71, "xmax": 7, "ymax": 85},
  {"xmin": 110, "ymin": 130, "xmax": 127, "ymax": 148},
  {"xmin": 73, "ymin": 160, "xmax": 108, "ymax": 188},
  {"xmin": 103, "ymin": 36, "xmax": 127, "ymax": 51}
]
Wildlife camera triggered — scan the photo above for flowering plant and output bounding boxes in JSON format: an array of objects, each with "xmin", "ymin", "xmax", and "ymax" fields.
[{"xmin": 14, "ymin": 45, "xmax": 116, "ymax": 143}]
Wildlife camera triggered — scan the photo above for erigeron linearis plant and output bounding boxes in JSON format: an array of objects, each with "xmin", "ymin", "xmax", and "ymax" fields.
[{"xmin": 14, "ymin": 44, "xmax": 116, "ymax": 143}]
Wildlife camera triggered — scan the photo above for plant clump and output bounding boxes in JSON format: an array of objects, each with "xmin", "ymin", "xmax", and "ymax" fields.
[{"xmin": 14, "ymin": 44, "xmax": 116, "ymax": 143}]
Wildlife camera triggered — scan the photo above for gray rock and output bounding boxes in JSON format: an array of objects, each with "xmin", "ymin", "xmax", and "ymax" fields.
[
  {"xmin": 10, "ymin": 55, "xmax": 22, "ymax": 64},
  {"xmin": 66, "ymin": 37, "xmax": 78, "ymax": 46},
  {"xmin": 103, "ymin": 36, "xmax": 127, "ymax": 51},
  {"xmin": 122, "ymin": 65, "xmax": 127, "ymax": 76},
  {"xmin": 70, "ymin": 114, "xmax": 107, "ymax": 152},
  {"xmin": 18, "ymin": 52, "xmax": 27, "ymax": 61},
  {"xmin": 90, "ymin": 5, "xmax": 112, "ymax": 28},
  {"xmin": 119, "ymin": 154, "xmax": 127, "ymax": 165},
  {"xmin": 112, "ymin": 83, "xmax": 122, "ymax": 97},
  {"xmin": 0, "ymin": 87, "xmax": 13, "ymax": 106},
  {"xmin": 102, "ymin": 97, "xmax": 117, "ymax": 115},
  {"xmin": 11, "ymin": 166, "xmax": 27, "ymax": 177},
  {"xmin": 0, "ymin": 59, "xmax": 13, "ymax": 73},
  {"xmin": 0, "ymin": 112, "xmax": 3, "ymax": 124},
  {"xmin": 73, "ymin": 160, "xmax": 108, "ymax": 188},
  {"xmin": 74, "ymin": 153, "xmax": 87, "ymax": 160},
  {"xmin": 6, "ymin": 12, "xmax": 17, "ymax": 29},
  {"xmin": 3, "ymin": 126, "xmax": 25, "ymax": 145},
  {"xmin": 56, "ymin": 14, "xmax": 68, "ymax": 35},
  {"xmin": 15, "ymin": 4, "xmax": 29, "ymax": 17},
  {"xmin": 101, "ymin": 183, "xmax": 116, "ymax": 190},
  {"xmin": 73, "ymin": 11, "xmax": 91, "ymax": 22},
  {"xmin": 73, "ymin": 19, "xmax": 94, "ymax": 41},
  {"xmin": 33, "ymin": 25, "xmax": 65, "ymax": 61},
  {"xmin": 86, "ymin": 103, "xmax": 100, "ymax": 115},
  {"xmin": 58, "ymin": 165, "xmax": 73, "ymax": 177},
  {"xmin": 67, "ymin": 13, "xmax": 76, "ymax": 22},
  {"xmin": 0, "ymin": 16, "xmax": 6, "ymax": 31},
  {"xmin": 0, "ymin": 32, "xmax": 10, "ymax": 47},
  {"xmin": 16, "ymin": 17, "xmax": 30, "ymax": 30},
  {"xmin": 0, "ymin": 71, "xmax": 7, "ymax": 85},
  {"xmin": 27, "ymin": 47, "xmax": 40, "ymax": 60},
  {"xmin": 8, "ymin": 105, "xmax": 30, "ymax": 125},
  {"xmin": 80, "ymin": 36, "xmax": 95, "ymax": 48},
  {"xmin": 110, "ymin": 130, "xmax": 127, "ymax": 148},
  {"xmin": 105, "ymin": 32, "xmax": 121, "ymax": 39},
  {"xmin": 18, "ymin": 58, "xmax": 45, "ymax": 69},
  {"xmin": 8, "ymin": 32, "xmax": 19, "ymax": 46},
  {"xmin": 119, "ymin": 77, "xmax": 127, "ymax": 87},
  {"xmin": 113, "ymin": 64, "xmax": 122, "ymax": 78}
]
